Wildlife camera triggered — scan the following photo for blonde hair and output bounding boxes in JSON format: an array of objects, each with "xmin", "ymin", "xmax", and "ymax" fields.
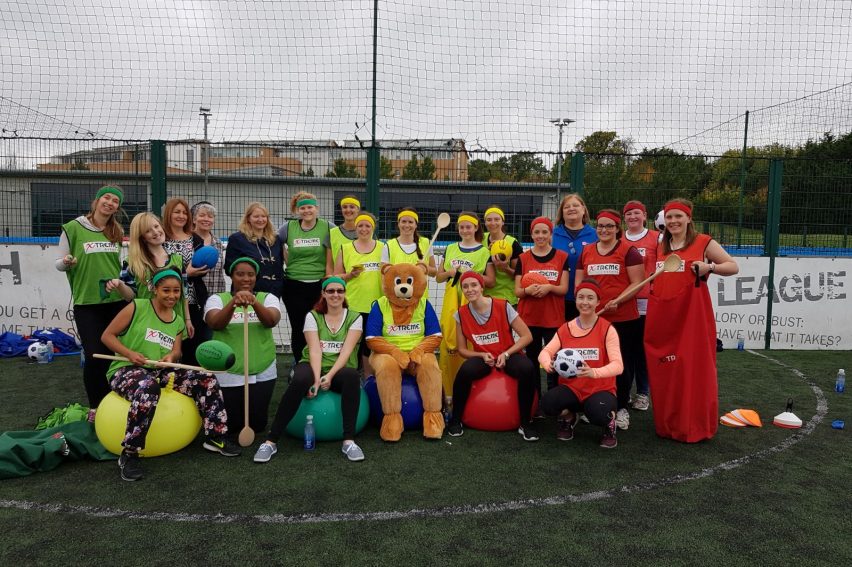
[
  {"xmin": 127, "ymin": 212, "xmax": 166, "ymax": 289},
  {"xmin": 162, "ymin": 197, "xmax": 192, "ymax": 240},
  {"xmin": 290, "ymin": 191, "xmax": 318, "ymax": 214},
  {"xmin": 554, "ymin": 193, "xmax": 591, "ymax": 227},
  {"xmin": 661, "ymin": 198, "xmax": 698, "ymax": 255},
  {"xmin": 87, "ymin": 186, "xmax": 125, "ymax": 244},
  {"xmin": 238, "ymin": 202, "xmax": 276, "ymax": 243}
]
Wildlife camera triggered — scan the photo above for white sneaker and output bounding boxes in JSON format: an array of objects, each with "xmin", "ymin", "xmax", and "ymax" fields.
[
  {"xmin": 630, "ymin": 393, "xmax": 650, "ymax": 411},
  {"xmin": 253, "ymin": 442, "xmax": 277, "ymax": 463},
  {"xmin": 342, "ymin": 442, "xmax": 365, "ymax": 462},
  {"xmin": 616, "ymin": 408, "xmax": 630, "ymax": 430}
]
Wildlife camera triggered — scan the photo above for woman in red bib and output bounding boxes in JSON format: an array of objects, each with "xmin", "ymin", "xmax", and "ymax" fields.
[
  {"xmin": 447, "ymin": 271, "xmax": 539, "ymax": 440},
  {"xmin": 539, "ymin": 280, "xmax": 623, "ymax": 448},
  {"xmin": 576, "ymin": 209, "xmax": 644, "ymax": 432},
  {"xmin": 645, "ymin": 198, "xmax": 738, "ymax": 443},
  {"xmin": 514, "ymin": 216, "xmax": 569, "ymax": 397}
]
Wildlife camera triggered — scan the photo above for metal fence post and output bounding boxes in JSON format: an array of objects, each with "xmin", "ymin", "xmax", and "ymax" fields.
[
  {"xmin": 764, "ymin": 158, "xmax": 783, "ymax": 350},
  {"xmin": 570, "ymin": 152, "xmax": 585, "ymax": 198},
  {"xmin": 150, "ymin": 140, "xmax": 167, "ymax": 214},
  {"xmin": 366, "ymin": 146, "xmax": 380, "ymax": 214}
]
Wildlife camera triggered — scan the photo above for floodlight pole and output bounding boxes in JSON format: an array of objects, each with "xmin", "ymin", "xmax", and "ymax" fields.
[
  {"xmin": 550, "ymin": 118, "xmax": 575, "ymax": 212},
  {"xmin": 199, "ymin": 107, "xmax": 212, "ymax": 192}
]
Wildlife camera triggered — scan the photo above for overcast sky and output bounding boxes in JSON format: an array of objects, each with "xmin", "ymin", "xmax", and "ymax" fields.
[{"xmin": 1, "ymin": 0, "xmax": 851, "ymax": 156}]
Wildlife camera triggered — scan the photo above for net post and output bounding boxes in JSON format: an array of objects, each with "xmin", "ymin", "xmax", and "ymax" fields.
[
  {"xmin": 150, "ymin": 140, "xmax": 167, "ymax": 214},
  {"xmin": 764, "ymin": 158, "xmax": 783, "ymax": 350}
]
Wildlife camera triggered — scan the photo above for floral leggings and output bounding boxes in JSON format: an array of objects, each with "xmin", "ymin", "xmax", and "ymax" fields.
[{"xmin": 110, "ymin": 366, "xmax": 229, "ymax": 451}]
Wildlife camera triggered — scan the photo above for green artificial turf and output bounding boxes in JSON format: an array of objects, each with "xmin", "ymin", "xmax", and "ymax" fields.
[{"xmin": 0, "ymin": 350, "xmax": 850, "ymax": 565}]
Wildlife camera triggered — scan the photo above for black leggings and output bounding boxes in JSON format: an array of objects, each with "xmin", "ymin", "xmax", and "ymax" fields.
[
  {"xmin": 282, "ymin": 278, "xmax": 323, "ymax": 360},
  {"xmin": 612, "ymin": 318, "xmax": 643, "ymax": 410},
  {"xmin": 181, "ymin": 303, "xmax": 212, "ymax": 367},
  {"xmin": 220, "ymin": 379, "xmax": 277, "ymax": 437},
  {"xmin": 540, "ymin": 385, "xmax": 616, "ymax": 427},
  {"xmin": 525, "ymin": 326, "xmax": 558, "ymax": 393},
  {"xmin": 267, "ymin": 362, "xmax": 361, "ymax": 442},
  {"xmin": 450, "ymin": 354, "xmax": 538, "ymax": 425},
  {"xmin": 74, "ymin": 301, "xmax": 127, "ymax": 407}
]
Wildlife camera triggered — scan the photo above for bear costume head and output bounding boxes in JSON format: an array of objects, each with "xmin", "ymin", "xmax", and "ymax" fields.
[{"xmin": 381, "ymin": 262, "xmax": 428, "ymax": 325}]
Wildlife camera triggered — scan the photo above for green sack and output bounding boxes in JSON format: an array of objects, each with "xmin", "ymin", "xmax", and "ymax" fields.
[
  {"xmin": 0, "ymin": 420, "xmax": 116, "ymax": 480},
  {"xmin": 35, "ymin": 402, "xmax": 90, "ymax": 430}
]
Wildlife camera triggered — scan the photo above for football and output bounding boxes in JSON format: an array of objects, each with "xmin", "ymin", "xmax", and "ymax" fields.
[
  {"xmin": 520, "ymin": 272, "xmax": 549, "ymax": 287},
  {"xmin": 654, "ymin": 210, "xmax": 666, "ymax": 232},
  {"xmin": 554, "ymin": 348, "xmax": 584, "ymax": 378},
  {"xmin": 489, "ymin": 239, "xmax": 513, "ymax": 261}
]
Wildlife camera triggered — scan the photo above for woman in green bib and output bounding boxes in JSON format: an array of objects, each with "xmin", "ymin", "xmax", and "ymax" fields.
[
  {"xmin": 436, "ymin": 211, "xmax": 496, "ymax": 407},
  {"xmin": 254, "ymin": 277, "xmax": 365, "ymax": 463},
  {"xmin": 483, "ymin": 205, "xmax": 523, "ymax": 306},
  {"xmin": 101, "ymin": 269, "xmax": 239, "ymax": 482},
  {"xmin": 277, "ymin": 191, "xmax": 334, "ymax": 364},
  {"xmin": 329, "ymin": 195, "xmax": 361, "ymax": 266},
  {"xmin": 204, "ymin": 257, "xmax": 282, "ymax": 439},
  {"xmin": 334, "ymin": 212, "xmax": 382, "ymax": 375},
  {"xmin": 380, "ymin": 208, "xmax": 437, "ymax": 276},
  {"xmin": 56, "ymin": 185, "xmax": 127, "ymax": 407}
]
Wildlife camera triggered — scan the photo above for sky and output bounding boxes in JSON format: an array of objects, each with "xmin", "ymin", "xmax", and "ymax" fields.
[{"xmin": 1, "ymin": 0, "xmax": 851, "ymax": 158}]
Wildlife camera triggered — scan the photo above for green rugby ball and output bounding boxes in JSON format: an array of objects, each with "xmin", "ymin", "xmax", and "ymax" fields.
[{"xmin": 196, "ymin": 340, "xmax": 236, "ymax": 371}]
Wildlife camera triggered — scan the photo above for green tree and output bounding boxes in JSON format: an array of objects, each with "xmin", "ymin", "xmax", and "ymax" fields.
[
  {"xmin": 299, "ymin": 166, "xmax": 316, "ymax": 177},
  {"xmin": 420, "ymin": 156, "xmax": 436, "ymax": 180},
  {"xmin": 401, "ymin": 156, "xmax": 436, "ymax": 180},
  {"xmin": 468, "ymin": 159, "xmax": 493, "ymax": 181},
  {"xmin": 70, "ymin": 159, "xmax": 89, "ymax": 171},
  {"xmin": 325, "ymin": 158, "xmax": 360, "ymax": 178},
  {"xmin": 380, "ymin": 156, "xmax": 394, "ymax": 179},
  {"xmin": 508, "ymin": 152, "xmax": 548, "ymax": 181}
]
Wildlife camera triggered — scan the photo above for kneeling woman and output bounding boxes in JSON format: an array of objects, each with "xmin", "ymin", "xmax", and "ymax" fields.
[
  {"xmin": 538, "ymin": 280, "xmax": 624, "ymax": 448},
  {"xmin": 101, "ymin": 269, "xmax": 239, "ymax": 482},
  {"xmin": 448, "ymin": 271, "xmax": 539, "ymax": 440},
  {"xmin": 254, "ymin": 277, "xmax": 365, "ymax": 463},
  {"xmin": 204, "ymin": 257, "xmax": 282, "ymax": 439}
]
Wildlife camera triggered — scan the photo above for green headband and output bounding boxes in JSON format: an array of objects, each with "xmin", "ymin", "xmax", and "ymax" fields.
[
  {"xmin": 151, "ymin": 269, "xmax": 182, "ymax": 287},
  {"xmin": 297, "ymin": 198, "xmax": 318, "ymax": 207},
  {"xmin": 322, "ymin": 276, "xmax": 346, "ymax": 290},
  {"xmin": 227, "ymin": 257, "xmax": 260, "ymax": 276},
  {"xmin": 95, "ymin": 186, "xmax": 124, "ymax": 205}
]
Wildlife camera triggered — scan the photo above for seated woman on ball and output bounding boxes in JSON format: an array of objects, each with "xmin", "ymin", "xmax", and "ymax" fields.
[
  {"xmin": 101, "ymin": 268, "xmax": 240, "ymax": 482},
  {"xmin": 538, "ymin": 279, "xmax": 623, "ymax": 449},
  {"xmin": 204, "ymin": 257, "xmax": 281, "ymax": 440},
  {"xmin": 254, "ymin": 277, "xmax": 365, "ymax": 463},
  {"xmin": 447, "ymin": 271, "xmax": 539, "ymax": 440}
]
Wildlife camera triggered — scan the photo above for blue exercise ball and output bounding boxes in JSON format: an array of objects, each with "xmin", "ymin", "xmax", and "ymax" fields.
[
  {"xmin": 363, "ymin": 374, "xmax": 424, "ymax": 430},
  {"xmin": 285, "ymin": 389, "xmax": 369, "ymax": 441}
]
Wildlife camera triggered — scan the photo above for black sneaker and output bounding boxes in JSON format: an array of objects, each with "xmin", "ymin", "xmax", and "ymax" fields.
[
  {"xmin": 447, "ymin": 421, "xmax": 464, "ymax": 437},
  {"xmin": 203, "ymin": 436, "xmax": 242, "ymax": 457},
  {"xmin": 118, "ymin": 450, "xmax": 143, "ymax": 481},
  {"xmin": 518, "ymin": 422, "xmax": 540, "ymax": 442}
]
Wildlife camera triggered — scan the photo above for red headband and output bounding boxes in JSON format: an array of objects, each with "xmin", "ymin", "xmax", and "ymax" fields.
[
  {"xmin": 596, "ymin": 211, "xmax": 621, "ymax": 225},
  {"xmin": 459, "ymin": 270, "xmax": 484, "ymax": 288},
  {"xmin": 574, "ymin": 280, "xmax": 602, "ymax": 298},
  {"xmin": 622, "ymin": 201, "xmax": 646, "ymax": 215},
  {"xmin": 664, "ymin": 202, "xmax": 692, "ymax": 217},
  {"xmin": 530, "ymin": 216, "xmax": 553, "ymax": 232}
]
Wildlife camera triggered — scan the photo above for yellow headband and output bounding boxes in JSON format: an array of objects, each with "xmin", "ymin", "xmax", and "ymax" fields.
[
  {"xmin": 397, "ymin": 210, "xmax": 419, "ymax": 223},
  {"xmin": 458, "ymin": 214, "xmax": 479, "ymax": 227},
  {"xmin": 340, "ymin": 197, "xmax": 361, "ymax": 208},
  {"xmin": 354, "ymin": 213, "xmax": 375, "ymax": 228},
  {"xmin": 484, "ymin": 207, "xmax": 505, "ymax": 220}
]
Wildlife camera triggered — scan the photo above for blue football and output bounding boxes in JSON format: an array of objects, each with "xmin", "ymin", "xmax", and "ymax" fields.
[{"xmin": 191, "ymin": 245, "xmax": 220, "ymax": 269}]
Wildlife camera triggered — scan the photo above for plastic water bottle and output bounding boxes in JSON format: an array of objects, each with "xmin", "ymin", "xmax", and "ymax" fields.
[
  {"xmin": 737, "ymin": 338, "xmax": 745, "ymax": 351},
  {"xmin": 835, "ymin": 369, "xmax": 846, "ymax": 394},
  {"xmin": 303, "ymin": 414, "xmax": 316, "ymax": 451},
  {"xmin": 46, "ymin": 340, "xmax": 54, "ymax": 363}
]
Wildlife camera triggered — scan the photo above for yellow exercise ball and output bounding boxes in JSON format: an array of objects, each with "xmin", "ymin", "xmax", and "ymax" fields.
[{"xmin": 95, "ymin": 384, "xmax": 202, "ymax": 457}]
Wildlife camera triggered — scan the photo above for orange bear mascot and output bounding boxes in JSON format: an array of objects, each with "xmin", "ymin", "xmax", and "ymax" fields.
[{"xmin": 366, "ymin": 263, "xmax": 444, "ymax": 441}]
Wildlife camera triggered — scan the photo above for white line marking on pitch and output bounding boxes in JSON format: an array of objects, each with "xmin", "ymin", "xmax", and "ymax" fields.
[{"xmin": 0, "ymin": 351, "xmax": 827, "ymax": 524}]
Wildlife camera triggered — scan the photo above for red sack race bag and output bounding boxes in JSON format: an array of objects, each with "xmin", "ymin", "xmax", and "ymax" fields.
[{"xmin": 645, "ymin": 280, "xmax": 718, "ymax": 443}]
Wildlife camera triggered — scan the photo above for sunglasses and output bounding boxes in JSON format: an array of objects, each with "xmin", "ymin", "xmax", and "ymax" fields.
[{"xmin": 324, "ymin": 288, "xmax": 345, "ymax": 295}]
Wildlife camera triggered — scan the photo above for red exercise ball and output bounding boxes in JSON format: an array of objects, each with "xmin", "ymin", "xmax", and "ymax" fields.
[{"xmin": 461, "ymin": 370, "xmax": 538, "ymax": 431}]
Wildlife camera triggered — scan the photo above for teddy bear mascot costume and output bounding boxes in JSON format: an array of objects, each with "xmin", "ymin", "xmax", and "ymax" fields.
[{"xmin": 365, "ymin": 262, "xmax": 444, "ymax": 441}]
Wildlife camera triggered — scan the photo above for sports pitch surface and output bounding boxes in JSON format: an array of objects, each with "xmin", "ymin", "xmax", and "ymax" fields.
[{"xmin": 0, "ymin": 350, "xmax": 850, "ymax": 565}]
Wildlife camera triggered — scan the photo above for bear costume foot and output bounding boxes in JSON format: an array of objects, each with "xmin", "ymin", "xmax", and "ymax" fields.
[
  {"xmin": 380, "ymin": 413, "xmax": 404, "ymax": 442},
  {"xmin": 423, "ymin": 411, "xmax": 445, "ymax": 439}
]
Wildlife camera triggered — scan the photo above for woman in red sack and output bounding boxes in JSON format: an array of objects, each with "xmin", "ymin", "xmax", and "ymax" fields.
[{"xmin": 645, "ymin": 198, "xmax": 738, "ymax": 443}]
